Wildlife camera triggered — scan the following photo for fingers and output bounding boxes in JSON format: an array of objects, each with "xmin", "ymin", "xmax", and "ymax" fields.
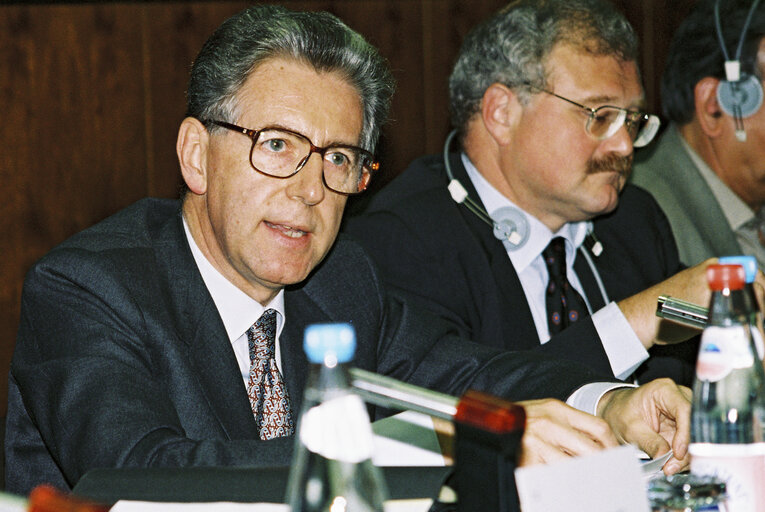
[
  {"xmin": 598, "ymin": 379, "xmax": 691, "ymax": 472},
  {"xmin": 517, "ymin": 398, "xmax": 619, "ymax": 466},
  {"xmin": 663, "ymin": 449, "xmax": 691, "ymax": 475}
]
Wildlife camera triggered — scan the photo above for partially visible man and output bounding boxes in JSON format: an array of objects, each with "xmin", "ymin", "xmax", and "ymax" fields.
[
  {"xmin": 631, "ymin": 0, "xmax": 765, "ymax": 268},
  {"xmin": 6, "ymin": 3, "xmax": 691, "ymax": 497},
  {"xmin": 345, "ymin": 0, "xmax": 710, "ymax": 386}
]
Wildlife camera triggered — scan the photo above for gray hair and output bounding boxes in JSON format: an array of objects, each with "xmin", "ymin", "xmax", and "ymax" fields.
[
  {"xmin": 448, "ymin": 0, "xmax": 638, "ymax": 135},
  {"xmin": 186, "ymin": 4, "xmax": 394, "ymax": 151}
]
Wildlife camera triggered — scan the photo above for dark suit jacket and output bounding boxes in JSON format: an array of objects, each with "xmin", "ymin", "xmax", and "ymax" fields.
[
  {"xmin": 344, "ymin": 153, "xmax": 698, "ymax": 385},
  {"xmin": 6, "ymin": 198, "xmax": 609, "ymax": 495}
]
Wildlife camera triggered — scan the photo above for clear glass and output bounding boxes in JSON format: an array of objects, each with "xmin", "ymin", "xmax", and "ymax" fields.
[
  {"xmin": 527, "ymin": 86, "xmax": 661, "ymax": 148},
  {"xmin": 286, "ymin": 356, "xmax": 388, "ymax": 512},
  {"xmin": 208, "ymin": 120, "xmax": 378, "ymax": 195},
  {"xmin": 690, "ymin": 270, "xmax": 765, "ymax": 511},
  {"xmin": 692, "ymin": 284, "xmax": 765, "ymax": 444},
  {"xmin": 647, "ymin": 473, "xmax": 727, "ymax": 512}
]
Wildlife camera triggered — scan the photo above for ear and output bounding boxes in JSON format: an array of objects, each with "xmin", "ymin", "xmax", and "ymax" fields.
[
  {"xmin": 694, "ymin": 77, "xmax": 725, "ymax": 138},
  {"xmin": 177, "ymin": 117, "xmax": 209, "ymax": 195},
  {"xmin": 480, "ymin": 83, "xmax": 519, "ymax": 145}
]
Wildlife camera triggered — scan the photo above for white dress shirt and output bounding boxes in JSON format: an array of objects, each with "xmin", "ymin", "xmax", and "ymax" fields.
[
  {"xmin": 183, "ymin": 217, "xmax": 286, "ymax": 390},
  {"xmin": 463, "ymin": 154, "xmax": 648, "ymax": 380},
  {"xmin": 183, "ymin": 210, "xmax": 626, "ymax": 416}
]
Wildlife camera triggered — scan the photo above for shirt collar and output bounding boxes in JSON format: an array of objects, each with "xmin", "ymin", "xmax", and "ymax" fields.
[
  {"xmin": 461, "ymin": 153, "xmax": 590, "ymax": 272},
  {"xmin": 182, "ymin": 215, "xmax": 286, "ymax": 343},
  {"xmin": 678, "ymin": 127, "xmax": 754, "ymax": 230}
]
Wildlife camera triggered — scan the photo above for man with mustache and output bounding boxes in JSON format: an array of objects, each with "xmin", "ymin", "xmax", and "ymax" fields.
[
  {"xmin": 345, "ymin": 0, "xmax": 712, "ymax": 386},
  {"xmin": 5, "ymin": 2, "xmax": 695, "ymax": 495}
]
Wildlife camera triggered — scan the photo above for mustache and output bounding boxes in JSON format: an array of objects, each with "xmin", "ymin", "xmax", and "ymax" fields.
[{"xmin": 587, "ymin": 154, "xmax": 633, "ymax": 176}]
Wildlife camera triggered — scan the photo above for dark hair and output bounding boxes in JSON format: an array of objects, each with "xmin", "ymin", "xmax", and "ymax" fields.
[
  {"xmin": 662, "ymin": 0, "xmax": 765, "ymax": 124},
  {"xmin": 186, "ymin": 4, "xmax": 394, "ymax": 151},
  {"xmin": 448, "ymin": 0, "xmax": 638, "ymax": 135}
]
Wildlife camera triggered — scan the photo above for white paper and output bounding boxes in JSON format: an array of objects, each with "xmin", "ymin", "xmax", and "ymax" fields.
[
  {"xmin": 514, "ymin": 444, "xmax": 650, "ymax": 512},
  {"xmin": 111, "ymin": 500, "xmax": 433, "ymax": 512},
  {"xmin": 371, "ymin": 411, "xmax": 447, "ymax": 467}
]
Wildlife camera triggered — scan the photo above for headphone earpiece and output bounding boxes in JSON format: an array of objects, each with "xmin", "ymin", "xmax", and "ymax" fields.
[
  {"xmin": 490, "ymin": 206, "xmax": 530, "ymax": 252},
  {"xmin": 717, "ymin": 74, "xmax": 764, "ymax": 118}
]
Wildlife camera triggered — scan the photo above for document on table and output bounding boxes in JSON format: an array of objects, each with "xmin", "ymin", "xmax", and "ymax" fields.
[{"xmin": 111, "ymin": 501, "xmax": 432, "ymax": 512}]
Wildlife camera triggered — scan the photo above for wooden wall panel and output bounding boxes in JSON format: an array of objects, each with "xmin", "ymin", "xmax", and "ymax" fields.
[
  {"xmin": 0, "ymin": 4, "xmax": 150, "ymax": 417},
  {"xmin": 0, "ymin": 0, "xmax": 699, "ymax": 418},
  {"xmin": 142, "ymin": 2, "xmax": 252, "ymax": 198}
]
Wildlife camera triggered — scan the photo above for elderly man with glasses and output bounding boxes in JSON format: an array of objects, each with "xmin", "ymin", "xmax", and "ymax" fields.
[
  {"xmin": 6, "ymin": 2, "xmax": 696, "ymax": 495},
  {"xmin": 346, "ymin": 0, "xmax": 713, "ymax": 388}
]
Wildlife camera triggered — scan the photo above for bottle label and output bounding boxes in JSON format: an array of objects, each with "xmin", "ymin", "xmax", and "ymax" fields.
[
  {"xmin": 690, "ymin": 443, "xmax": 765, "ymax": 512},
  {"xmin": 299, "ymin": 393, "xmax": 374, "ymax": 463},
  {"xmin": 697, "ymin": 326, "xmax": 756, "ymax": 382}
]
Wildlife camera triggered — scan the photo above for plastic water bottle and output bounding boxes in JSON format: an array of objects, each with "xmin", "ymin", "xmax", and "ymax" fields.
[
  {"xmin": 286, "ymin": 323, "xmax": 388, "ymax": 512},
  {"xmin": 690, "ymin": 264, "xmax": 765, "ymax": 512},
  {"xmin": 719, "ymin": 255, "xmax": 764, "ymax": 359}
]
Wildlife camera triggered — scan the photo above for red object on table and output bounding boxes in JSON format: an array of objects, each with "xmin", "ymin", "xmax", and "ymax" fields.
[{"xmin": 27, "ymin": 485, "xmax": 110, "ymax": 512}]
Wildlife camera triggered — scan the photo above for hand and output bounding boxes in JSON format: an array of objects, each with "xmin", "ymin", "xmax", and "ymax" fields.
[
  {"xmin": 597, "ymin": 378, "xmax": 691, "ymax": 475},
  {"xmin": 515, "ymin": 398, "xmax": 620, "ymax": 466},
  {"xmin": 619, "ymin": 258, "xmax": 716, "ymax": 348}
]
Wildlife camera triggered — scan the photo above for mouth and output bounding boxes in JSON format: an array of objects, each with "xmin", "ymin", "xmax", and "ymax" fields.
[{"xmin": 264, "ymin": 220, "xmax": 309, "ymax": 239}]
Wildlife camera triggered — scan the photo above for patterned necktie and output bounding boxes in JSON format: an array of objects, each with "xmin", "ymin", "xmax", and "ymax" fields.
[
  {"xmin": 542, "ymin": 237, "xmax": 589, "ymax": 335},
  {"xmin": 246, "ymin": 309, "xmax": 294, "ymax": 440}
]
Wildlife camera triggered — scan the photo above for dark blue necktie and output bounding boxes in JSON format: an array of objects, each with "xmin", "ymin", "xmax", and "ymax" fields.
[{"xmin": 543, "ymin": 237, "xmax": 588, "ymax": 335}]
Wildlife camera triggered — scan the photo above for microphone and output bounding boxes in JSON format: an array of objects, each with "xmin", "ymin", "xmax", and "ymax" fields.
[
  {"xmin": 585, "ymin": 232, "xmax": 604, "ymax": 257},
  {"xmin": 447, "ymin": 179, "xmax": 530, "ymax": 251}
]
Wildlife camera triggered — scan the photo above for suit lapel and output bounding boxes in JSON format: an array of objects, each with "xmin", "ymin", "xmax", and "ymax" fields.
[
  {"xmin": 574, "ymin": 248, "xmax": 607, "ymax": 311},
  {"xmin": 659, "ymin": 127, "xmax": 741, "ymax": 255},
  {"xmin": 280, "ymin": 289, "xmax": 322, "ymax": 417},
  {"xmin": 153, "ymin": 208, "xmax": 258, "ymax": 440},
  {"xmin": 446, "ymin": 153, "xmax": 541, "ymax": 347}
]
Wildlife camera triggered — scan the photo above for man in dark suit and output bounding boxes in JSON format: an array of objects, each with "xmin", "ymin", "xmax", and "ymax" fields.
[
  {"xmin": 6, "ymin": 3, "xmax": 692, "ymax": 496},
  {"xmin": 345, "ymin": 0, "xmax": 711, "ymax": 386}
]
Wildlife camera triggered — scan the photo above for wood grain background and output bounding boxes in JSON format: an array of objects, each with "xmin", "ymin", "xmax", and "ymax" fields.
[{"xmin": 0, "ymin": 0, "xmax": 698, "ymax": 416}]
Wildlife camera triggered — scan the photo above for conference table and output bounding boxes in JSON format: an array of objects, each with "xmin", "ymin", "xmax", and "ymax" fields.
[{"xmin": 72, "ymin": 466, "xmax": 452, "ymax": 507}]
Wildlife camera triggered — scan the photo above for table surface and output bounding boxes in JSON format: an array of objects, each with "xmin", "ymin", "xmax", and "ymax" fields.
[{"xmin": 72, "ymin": 466, "xmax": 452, "ymax": 506}]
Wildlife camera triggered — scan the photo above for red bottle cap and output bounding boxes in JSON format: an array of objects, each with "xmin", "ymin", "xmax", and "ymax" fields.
[
  {"xmin": 454, "ymin": 389, "xmax": 526, "ymax": 433},
  {"xmin": 706, "ymin": 264, "xmax": 746, "ymax": 291}
]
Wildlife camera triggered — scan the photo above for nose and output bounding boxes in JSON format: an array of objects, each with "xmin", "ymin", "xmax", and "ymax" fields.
[
  {"xmin": 600, "ymin": 121, "xmax": 634, "ymax": 156},
  {"xmin": 286, "ymin": 153, "xmax": 326, "ymax": 206}
]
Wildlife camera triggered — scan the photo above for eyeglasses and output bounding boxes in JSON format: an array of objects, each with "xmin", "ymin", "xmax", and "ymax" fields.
[
  {"xmin": 208, "ymin": 120, "xmax": 379, "ymax": 195},
  {"xmin": 528, "ymin": 86, "xmax": 661, "ymax": 148}
]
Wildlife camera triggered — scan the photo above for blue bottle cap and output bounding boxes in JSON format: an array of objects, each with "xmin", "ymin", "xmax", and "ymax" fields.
[
  {"xmin": 719, "ymin": 255, "xmax": 757, "ymax": 283},
  {"xmin": 304, "ymin": 323, "xmax": 356, "ymax": 364}
]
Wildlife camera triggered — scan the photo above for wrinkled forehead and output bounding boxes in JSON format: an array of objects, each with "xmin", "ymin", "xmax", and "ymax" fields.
[{"xmin": 543, "ymin": 43, "xmax": 644, "ymax": 106}]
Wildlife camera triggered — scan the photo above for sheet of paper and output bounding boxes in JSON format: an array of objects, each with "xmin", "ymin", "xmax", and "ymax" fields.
[
  {"xmin": 640, "ymin": 450, "xmax": 673, "ymax": 478},
  {"xmin": 514, "ymin": 444, "xmax": 650, "ymax": 512},
  {"xmin": 371, "ymin": 410, "xmax": 447, "ymax": 467},
  {"xmin": 111, "ymin": 500, "xmax": 433, "ymax": 512}
]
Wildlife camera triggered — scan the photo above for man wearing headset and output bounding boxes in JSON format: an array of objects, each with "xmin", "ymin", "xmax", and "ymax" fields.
[
  {"xmin": 6, "ymin": 3, "xmax": 696, "ymax": 494},
  {"xmin": 631, "ymin": 0, "xmax": 765, "ymax": 269},
  {"xmin": 345, "ymin": 0, "xmax": 715, "ymax": 387}
]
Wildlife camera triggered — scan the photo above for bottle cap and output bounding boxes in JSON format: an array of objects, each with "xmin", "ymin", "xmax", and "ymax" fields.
[
  {"xmin": 706, "ymin": 264, "xmax": 746, "ymax": 291},
  {"xmin": 718, "ymin": 255, "xmax": 758, "ymax": 283},
  {"xmin": 304, "ymin": 323, "xmax": 356, "ymax": 364}
]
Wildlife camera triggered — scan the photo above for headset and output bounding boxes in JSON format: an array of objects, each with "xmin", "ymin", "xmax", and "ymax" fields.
[
  {"xmin": 441, "ymin": 129, "xmax": 609, "ymax": 309},
  {"xmin": 714, "ymin": 0, "xmax": 764, "ymax": 142},
  {"xmin": 442, "ymin": 130, "xmax": 604, "ymax": 257}
]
